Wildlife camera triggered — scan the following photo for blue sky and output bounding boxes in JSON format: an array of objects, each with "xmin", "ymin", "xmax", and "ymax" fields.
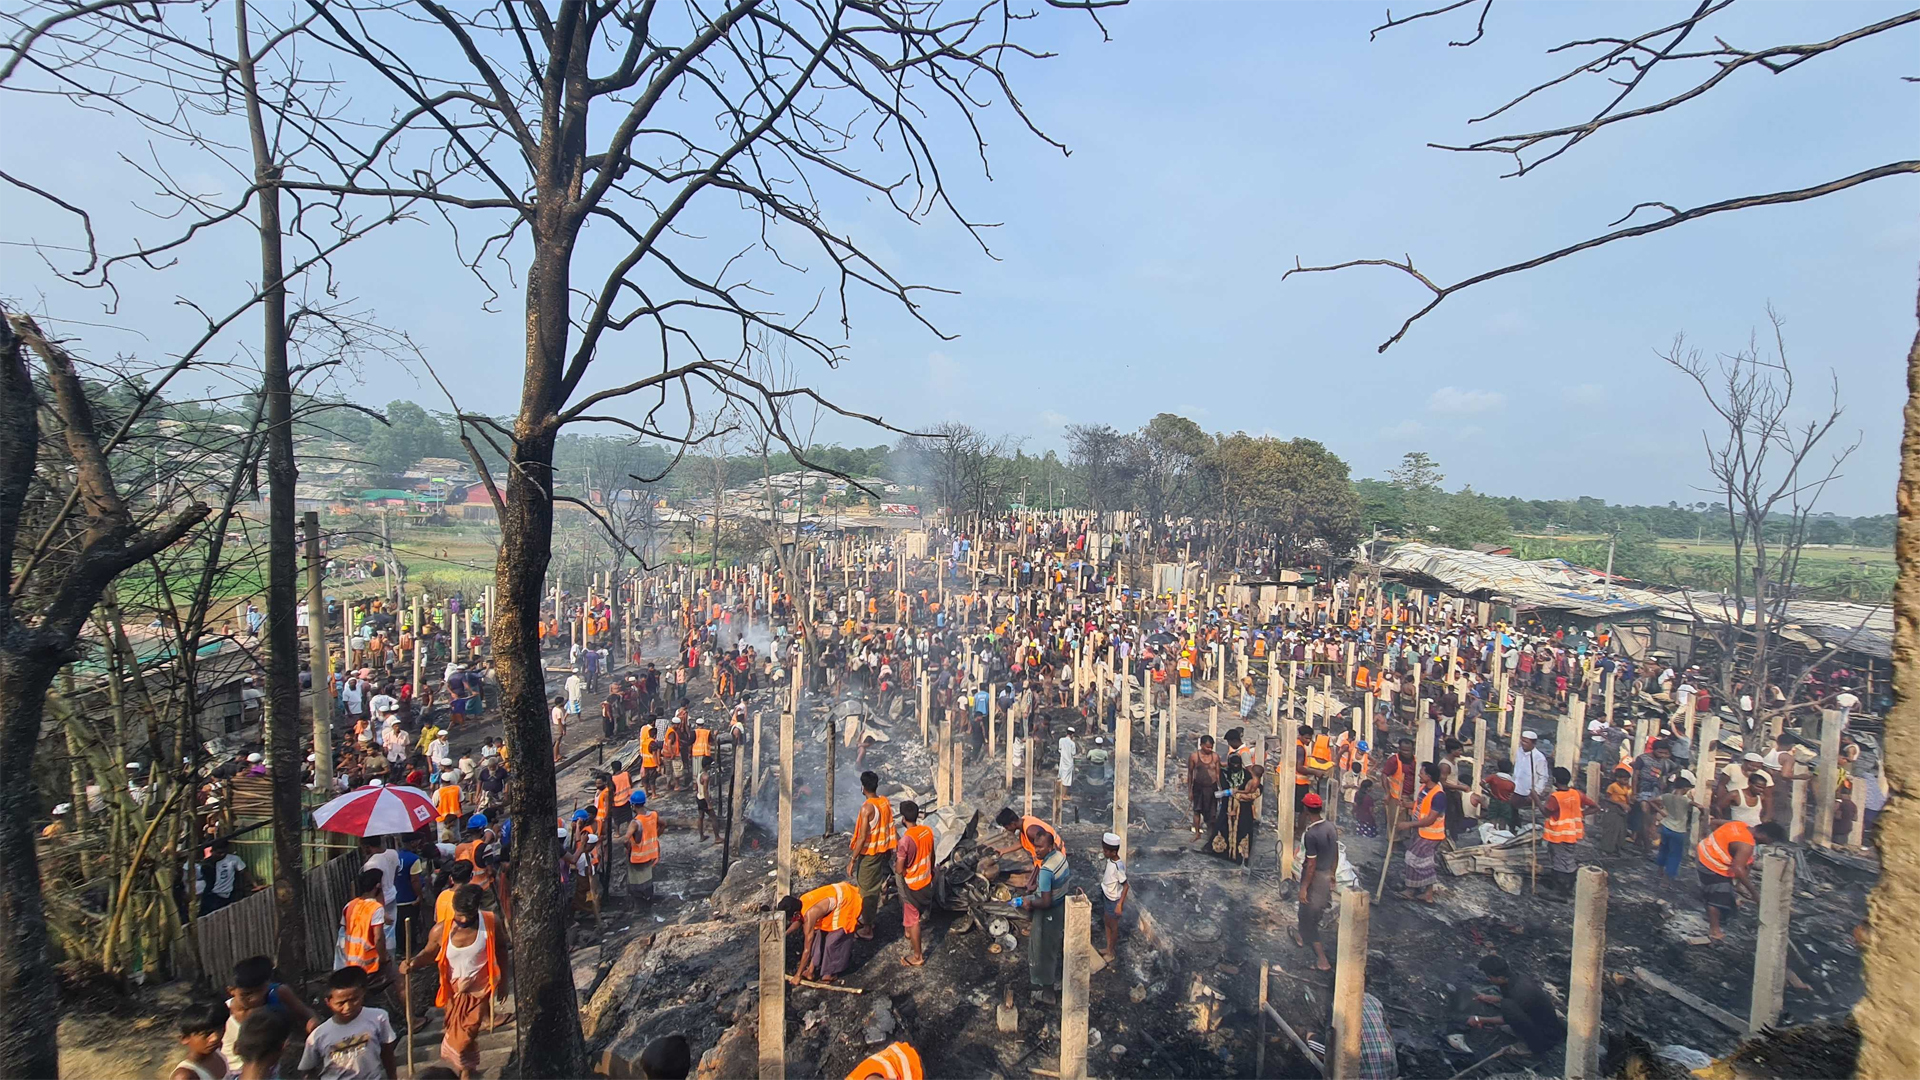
[{"xmin": 4, "ymin": 1, "xmax": 1914, "ymax": 513}]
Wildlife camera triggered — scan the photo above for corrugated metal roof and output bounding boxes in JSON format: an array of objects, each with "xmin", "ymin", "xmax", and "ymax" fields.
[
  {"xmin": 1373, "ymin": 542, "xmax": 1668, "ymax": 617},
  {"xmin": 1665, "ymin": 593, "xmax": 1891, "ymax": 660}
]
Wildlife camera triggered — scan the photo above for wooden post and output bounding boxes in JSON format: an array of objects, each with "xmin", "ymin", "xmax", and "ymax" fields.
[
  {"xmin": 1275, "ymin": 725, "xmax": 1297, "ymax": 882},
  {"xmin": 917, "ymin": 658, "xmax": 929, "ymax": 745},
  {"xmin": 1415, "ymin": 713, "xmax": 1435, "ymax": 767},
  {"xmin": 303, "ymin": 512, "xmax": 333, "ymax": 789},
  {"xmin": 777, "ymin": 707, "xmax": 794, "ymax": 895},
  {"xmin": 1557, "ymin": 698, "xmax": 1584, "ymax": 773},
  {"xmin": 1158, "ymin": 691, "xmax": 1171, "ymax": 792},
  {"xmin": 1257, "ymin": 963, "xmax": 1270, "ymax": 1079},
  {"xmin": 1693, "ymin": 709, "xmax": 1721, "ymax": 847},
  {"xmin": 1789, "ymin": 777, "xmax": 1808, "ymax": 843},
  {"xmin": 1002, "ymin": 688, "xmax": 1017, "ymax": 796},
  {"xmin": 758, "ymin": 913, "xmax": 787, "ymax": 1080},
  {"xmin": 1508, "ymin": 692, "xmax": 1526, "ymax": 772},
  {"xmin": 1748, "ymin": 849, "xmax": 1795, "ymax": 1034},
  {"xmin": 1209, "ymin": 704, "xmax": 1218, "ymax": 740},
  {"xmin": 1329, "ymin": 888, "xmax": 1372, "ymax": 1080},
  {"xmin": 987, "ymin": 683, "xmax": 997, "ymax": 761},
  {"xmin": 1060, "ymin": 894, "xmax": 1092, "ymax": 1080},
  {"xmin": 1566, "ymin": 866, "xmax": 1609, "ymax": 1080},
  {"xmin": 1115, "ymin": 674, "xmax": 1132, "ymax": 861},
  {"xmin": 1603, "ymin": 669, "xmax": 1616, "ymax": 727},
  {"xmin": 1813, "ymin": 708, "xmax": 1842, "ymax": 847},
  {"xmin": 937, "ymin": 707, "xmax": 952, "ymax": 807},
  {"xmin": 1024, "ymin": 730, "xmax": 1034, "ymax": 817},
  {"xmin": 1585, "ymin": 761, "xmax": 1603, "ymax": 802}
]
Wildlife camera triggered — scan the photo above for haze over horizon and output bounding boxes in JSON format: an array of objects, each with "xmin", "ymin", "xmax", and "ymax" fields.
[{"xmin": 4, "ymin": 1, "xmax": 1912, "ymax": 514}]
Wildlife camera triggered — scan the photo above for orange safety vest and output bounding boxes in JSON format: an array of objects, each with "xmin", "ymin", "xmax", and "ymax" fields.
[
  {"xmin": 1417, "ymin": 784, "xmax": 1447, "ymax": 841},
  {"xmin": 800, "ymin": 881, "xmax": 862, "ymax": 935},
  {"xmin": 853, "ymin": 795, "xmax": 896, "ymax": 856},
  {"xmin": 663, "ymin": 729, "xmax": 682, "ymax": 759},
  {"xmin": 1545, "ymin": 789, "xmax": 1585, "ymax": 843},
  {"xmin": 435, "ymin": 784, "xmax": 463, "ymax": 819},
  {"xmin": 594, "ymin": 788, "xmax": 611, "ymax": 828},
  {"xmin": 612, "ymin": 771, "xmax": 632, "ymax": 807},
  {"xmin": 900, "ymin": 824, "xmax": 935, "ymax": 891},
  {"xmin": 1306, "ymin": 734, "xmax": 1334, "ymax": 773},
  {"xmin": 1697, "ymin": 821, "xmax": 1753, "ymax": 878},
  {"xmin": 435, "ymin": 888, "xmax": 456, "ymax": 926},
  {"xmin": 628, "ymin": 810, "xmax": 660, "ymax": 864},
  {"xmin": 692, "ymin": 728, "xmax": 712, "ymax": 758},
  {"xmin": 639, "ymin": 729, "xmax": 659, "ymax": 769},
  {"xmin": 847, "ymin": 1042, "xmax": 924, "ymax": 1080},
  {"xmin": 1016, "ymin": 816, "xmax": 1065, "ymax": 864},
  {"xmin": 455, "ymin": 839, "xmax": 491, "ymax": 889},
  {"xmin": 341, "ymin": 896, "xmax": 383, "ymax": 973},
  {"xmin": 434, "ymin": 911, "xmax": 499, "ymax": 1008}
]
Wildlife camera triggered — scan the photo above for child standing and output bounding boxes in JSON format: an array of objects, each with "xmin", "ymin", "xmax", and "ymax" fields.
[
  {"xmin": 1653, "ymin": 772, "xmax": 1696, "ymax": 879},
  {"xmin": 298, "ymin": 966, "xmax": 398, "ymax": 1080},
  {"xmin": 1597, "ymin": 766, "xmax": 1633, "ymax": 855},
  {"xmin": 1097, "ymin": 832, "xmax": 1129, "ymax": 961},
  {"xmin": 224, "ymin": 954, "xmax": 316, "ymax": 1053},
  {"xmin": 171, "ymin": 1003, "xmax": 230, "ymax": 1080},
  {"xmin": 1351, "ymin": 779, "xmax": 1378, "ymax": 838}
]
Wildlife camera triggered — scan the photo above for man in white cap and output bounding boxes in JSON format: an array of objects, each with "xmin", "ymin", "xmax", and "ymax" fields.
[
  {"xmin": 40, "ymin": 804, "xmax": 70, "ymax": 840},
  {"xmin": 1512, "ymin": 731, "xmax": 1549, "ymax": 808},
  {"xmin": 1098, "ymin": 831, "xmax": 1129, "ymax": 961}
]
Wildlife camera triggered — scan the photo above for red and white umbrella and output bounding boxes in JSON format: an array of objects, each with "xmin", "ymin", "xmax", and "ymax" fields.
[{"xmin": 312, "ymin": 784, "xmax": 438, "ymax": 837}]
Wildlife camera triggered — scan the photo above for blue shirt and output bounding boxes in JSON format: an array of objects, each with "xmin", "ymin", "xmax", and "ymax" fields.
[{"xmin": 1035, "ymin": 850, "xmax": 1069, "ymax": 895}]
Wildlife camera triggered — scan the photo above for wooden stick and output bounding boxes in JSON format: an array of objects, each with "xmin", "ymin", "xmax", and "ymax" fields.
[
  {"xmin": 786, "ymin": 975, "xmax": 865, "ymax": 994},
  {"xmin": 1444, "ymin": 1045, "xmax": 1510, "ymax": 1080},
  {"xmin": 1631, "ymin": 966, "xmax": 1744, "ymax": 1032},
  {"xmin": 1374, "ymin": 802, "xmax": 1400, "ymax": 902},
  {"xmin": 1260, "ymin": 1001, "xmax": 1327, "ymax": 1077},
  {"xmin": 402, "ymin": 918, "xmax": 414, "ymax": 1074}
]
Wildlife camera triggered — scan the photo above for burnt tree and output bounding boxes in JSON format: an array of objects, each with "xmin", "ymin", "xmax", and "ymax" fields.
[
  {"xmin": 287, "ymin": 1, "xmax": 1119, "ymax": 1072},
  {"xmin": 0, "ymin": 311, "xmax": 209, "ymax": 1080}
]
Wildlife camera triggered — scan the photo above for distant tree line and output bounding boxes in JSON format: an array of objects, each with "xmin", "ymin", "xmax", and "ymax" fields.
[{"xmin": 257, "ymin": 395, "xmax": 1890, "ymax": 560}]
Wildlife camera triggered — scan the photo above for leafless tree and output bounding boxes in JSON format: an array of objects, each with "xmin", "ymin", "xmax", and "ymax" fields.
[
  {"xmin": 4, "ymin": 0, "xmax": 430, "ymax": 993},
  {"xmin": 0, "ymin": 311, "xmax": 211, "ymax": 1079},
  {"xmin": 1664, "ymin": 311, "xmax": 1860, "ymax": 728},
  {"xmin": 260, "ymin": 2, "xmax": 1115, "ymax": 1069},
  {"xmin": 1285, "ymin": 3, "xmax": 1920, "ymax": 352},
  {"xmin": 1275, "ymin": 6, "xmax": 1918, "ymax": 1062}
]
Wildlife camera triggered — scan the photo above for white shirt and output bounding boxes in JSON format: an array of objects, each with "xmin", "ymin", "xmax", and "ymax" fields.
[
  {"xmin": 566, "ymin": 674, "xmax": 585, "ymax": 704},
  {"xmin": 1101, "ymin": 857, "xmax": 1128, "ymax": 901},
  {"xmin": 299, "ymin": 1007, "xmax": 396, "ymax": 1080},
  {"xmin": 362, "ymin": 848, "xmax": 401, "ymax": 917},
  {"xmin": 199, "ymin": 852, "xmax": 247, "ymax": 897},
  {"xmin": 1512, "ymin": 747, "xmax": 1549, "ymax": 798},
  {"xmin": 1057, "ymin": 737, "xmax": 1076, "ymax": 787}
]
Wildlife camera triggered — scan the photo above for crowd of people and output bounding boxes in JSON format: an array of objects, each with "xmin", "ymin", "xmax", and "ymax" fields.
[{"xmin": 102, "ymin": 509, "xmax": 1889, "ymax": 1079}]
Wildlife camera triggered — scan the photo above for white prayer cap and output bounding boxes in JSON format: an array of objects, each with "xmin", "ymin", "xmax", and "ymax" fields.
[
  {"xmin": 1102, "ymin": 832, "xmax": 1122, "ymax": 848},
  {"xmin": 1521, "ymin": 730, "xmax": 1538, "ymax": 740}
]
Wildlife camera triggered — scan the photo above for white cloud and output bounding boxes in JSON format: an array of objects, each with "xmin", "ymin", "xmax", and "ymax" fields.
[
  {"xmin": 1562, "ymin": 383, "xmax": 1607, "ymax": 405},
  {"xmin": 1378, "ymin": 419, "xmax": 1426, "ymax": 441},
  {"xmin": 1427, "ymin": 386, "xmax": 1507, "ymax": 414},
  {"xmin": 1039, "ymin": 409, "xmax": 1070, "ymax": 429}
]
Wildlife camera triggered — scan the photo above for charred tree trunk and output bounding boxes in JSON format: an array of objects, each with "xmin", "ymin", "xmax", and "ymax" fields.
[
  {"xmin": 1862, "ymin": 272, "xmax": 1920, "ymax": 1075},
  {"xmin": 496, "ymin": 42, "xmax": 592, "ymax": 1066},
  {"xmin": 0, "ymin": 312, "xmax": 208, "ymax": 1078},
  {"xmin": 238, "ymin": 1, "xmax": 307, "ymax": 977}
]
